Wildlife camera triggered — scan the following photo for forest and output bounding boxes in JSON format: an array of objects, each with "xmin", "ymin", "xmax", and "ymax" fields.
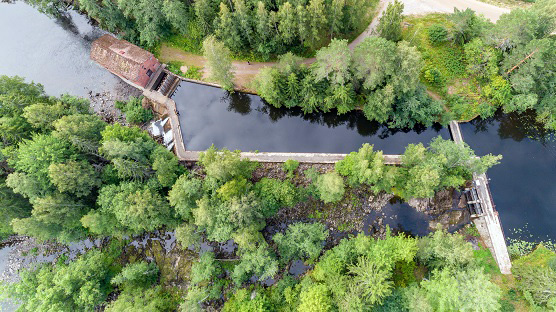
[
  {"xmin": 0, "ymin": 75, "xmax": 555, "ymax": 311},
  {"xmin": 254, "ymin": 0, "xmax": 556, "ymax": 130},
  {"xmin": 30, "ymin": 0, "xmax": 556, "ymax": 130}
]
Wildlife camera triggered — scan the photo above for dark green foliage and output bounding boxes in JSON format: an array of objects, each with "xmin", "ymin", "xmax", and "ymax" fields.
[
  {"xmin": 115, "ymin": 96, "xmax": 153, "ymax": 125},
  {"xmin": 450, "ymin": 8, "xmax": 488, "ymax": 45},
  {"xmin": 427, "ymin": 24, "xmax": 448, "ymax": 45},
  {"xmin": 0, "ymin": 180, "xmax": 32, "ymax": 239},
  {"xmin": 256, "ymin": 38, "xmax": 440, "ymax": 128},
  {"xmin": 273, "ymin": 222, "xmax": 328, "ymax": 264},
  {"xmin": 254, "ymin": 177, "xmax": 299, "ymax": 216}
]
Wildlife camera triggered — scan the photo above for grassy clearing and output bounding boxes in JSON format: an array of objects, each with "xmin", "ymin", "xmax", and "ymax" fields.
[
  {"xmin": 166, "ymin": 60, "xmax": 203, "ymax": 80},
  {"xmin": 402, "ymin": 14, "xmax": 490, "ymax": 121}
]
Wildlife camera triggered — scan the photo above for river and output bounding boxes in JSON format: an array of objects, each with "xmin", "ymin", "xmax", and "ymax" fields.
[{"xmin": 0, "ymin": 4, "xmax": 555, "ymax": 308}]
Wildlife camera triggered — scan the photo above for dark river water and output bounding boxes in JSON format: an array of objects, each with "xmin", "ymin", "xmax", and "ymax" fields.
[
  {"xmin": 461, "ymin": 111, "xmax": 556, "ymax": 240},
  {"xmin": 173, "ymin": 82, "xmax": 450, "ymax": 154}
]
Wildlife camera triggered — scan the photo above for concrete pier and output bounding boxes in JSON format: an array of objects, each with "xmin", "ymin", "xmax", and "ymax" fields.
[
  {"xmin": 449, "ymin": 121, "xmax": 511, "ymax": 274},
  {"xmin": 180, "ymin": 151, "xmax": 402, "ymax": 164}
]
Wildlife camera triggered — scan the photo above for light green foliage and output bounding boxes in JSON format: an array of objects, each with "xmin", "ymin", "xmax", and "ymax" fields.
[
  {"xmin": 315, "ymin": 172, "xmax": 345, "ymax": 203},
  {"xmin": 283, "ymin": 159, "xmax": 299, "ymax": 178},
  {"xmin": 0, "ymin": 248, "xmax": 117, "ymax": 312},
  {"xmin": 105, "ymin": 285, "xmax": 176, "ymax": 312},
  {"xmin": 223, "ymin": 288, "xmax": 272, "ymax": 312},
  {"xmin": 464, "ymin": 38, "xmax": 500, "ymax": 81},
  {"xmin": 169, "ymin": 174, "xmax": 203, "ymax": 221},
  {"xmin": 419, "ymin": 268, "xmax": 501, "ymax": 312},
  {"xmin": 273, "ymin": 222, "xmax": 329, "ymax": 263},
  {"xmin": 232, "ymin": 244, "xmax": 279, "ymax": 285},
  {"xmin": 254, "ymin": 177, "xmax": 299, "ymax": 216},
  {"xmin": 111, "ymin": 261, "xmax": 159, "ymax": 290},
  {"xmin": 514, "ymin": 249, "xmax": 556, "ymax": 308},
  {"xmin": 175, "ymin": 223, "xmax": 201, "ymax": 249},
  {"xmin": 203, "ymin": 35, "xmax": 235, "ymax": 91},
  {"xmin": 151, "ymin": 145, "xmax": 182, "ymax": 187},
  {"xmin": 399, "ymin": 137, "xmax": 501, "ymax": 199},
  {"xmin": 377, "ymin": 0, "xmax": 404, "ymax": 42},
  {"xmin": 22, "ymin": 94, "xmax": 89, "ymax": 131},
  {"xmin": 48, "ymin": 161, "xmax": 100, "ymax": 197},
  {"xmin": 297, "ymin": 283, "xmax": 334, "ymax": 312},
  {"xmin": 190, "ymin": 252, "xmax": 222, "ymax": 285},
  {"xmin": 427, "ymin": 24, "xmax": 448, "ymax": 45},
  {"xmin": 347, "ymin": 255, "xmax": 394, "ymax": 307},
  {"xmin": 9, "ymin": 134, "xmax": 77, "ymax": 194},
  {"xmin": 310, "ymin": 231, "xmax": 417, "ymax": 310},
  {"xmin": 417, "ymin": 228, "xmax": 474, "ymax": 269},
  {"xmin": 53, "ymin": 114, "xmax": 106, "ymax": 153},
  {"xmin": 193, "ymin": 194, "xmax": 264, "ymax": 242},
  {"xmin": 490, "ymin": 5, "xmax": 555, "ymax": 49},
  {"xmin": 217, "ymin": 178, "xmax": 250, "ymax": 201},
  {"xmin": 115, "ymin": 96, "xmax": 153, "ymax": 125},
  {"xmin": 84, "ymin": 182, "xmax": 175, "ymax": 236},
  {"xmin": 335, "ymin": 143, "xmax": 386, "ymax": 188},
  {"xmin": 313, "ymin": 39, "xmax": 352, "ymax": 86},
  {"xmin": 199, "ymin": 146, "xmax": 257, "ymax": 183}
]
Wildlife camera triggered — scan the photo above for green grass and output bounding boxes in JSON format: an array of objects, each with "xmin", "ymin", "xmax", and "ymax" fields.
[
  {"xmin": 166, "ymin": 61, "xmax": 203, "ymax": 80},
  {"xmin": 474, "ymin": 245, "xmax": 500, "ymax": 274},
  {"xmin": 402, "ymin": 14, "xmax": 488, "ymax": 121}
]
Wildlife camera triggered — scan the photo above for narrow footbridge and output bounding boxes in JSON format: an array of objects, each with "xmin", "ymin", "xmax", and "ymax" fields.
[{"xmin": 449, "ymin": 121, "xmax": 512, "ymax": 274}]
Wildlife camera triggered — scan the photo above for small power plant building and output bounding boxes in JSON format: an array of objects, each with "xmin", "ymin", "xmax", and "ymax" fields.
[{"xmin": 91, "ymin": 34, "xmax": 161, "ymax": 89}]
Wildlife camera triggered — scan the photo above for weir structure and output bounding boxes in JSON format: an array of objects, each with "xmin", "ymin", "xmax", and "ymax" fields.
[
  {"xmin": 91, "ymin": 35, "xmax": 512, "ymax": 274},
  {"xmin": 449, "ymin": 121, "xmax": 512, "ymax": 274}
]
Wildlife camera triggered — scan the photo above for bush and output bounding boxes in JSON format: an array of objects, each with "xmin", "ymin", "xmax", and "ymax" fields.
[
  {"xmin": 315, "ymin": 172, "xmax": 345, "ymax": 204},
  {"xmin": 428, "ymin": 24, "xmax": 448, "ymax": 44},
  {"xmin": 424, "ymin": 67, "xmax": 445, "ymax": 87},
  {"xmin": 283, "ymin": 159, "xmax": 299, "ymax": 178},
  {"xmin": 115, "ymin": 96, "xmax": 153, "ymax": 124},
  {"xmin": 273, "ymin": 222, "xmax": 329, "ymax": 263}
]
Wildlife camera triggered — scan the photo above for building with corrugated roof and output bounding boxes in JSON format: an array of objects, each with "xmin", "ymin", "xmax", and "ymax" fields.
[{"xmin": 91, "ymin": 34, "xmax": 160, "ymax": 89}]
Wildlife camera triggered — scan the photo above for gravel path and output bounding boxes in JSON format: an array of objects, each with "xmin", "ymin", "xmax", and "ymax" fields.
[
  {"xmin": 400, "ymin": 0, "xmax": 510, "ymax": 21},
  {"xmin": 161, "ymin": 0, "xmax": 511, "ymax": 90}
]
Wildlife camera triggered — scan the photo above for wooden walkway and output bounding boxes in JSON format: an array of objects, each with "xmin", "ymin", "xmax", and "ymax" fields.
[{"xmin": 449, "ymin": 121, "xmax": 512, "ymax": 274}]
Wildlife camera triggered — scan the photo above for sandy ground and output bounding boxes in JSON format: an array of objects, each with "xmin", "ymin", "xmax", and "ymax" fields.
[{"xmin": 159, "ymin": 0, "xmax": 512, "ymax": 90}]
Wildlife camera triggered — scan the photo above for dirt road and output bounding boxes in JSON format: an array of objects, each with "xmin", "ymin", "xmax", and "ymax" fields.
[{"xmin": 159, "ymin": 0, "xmax": 512, "ymax": 90}]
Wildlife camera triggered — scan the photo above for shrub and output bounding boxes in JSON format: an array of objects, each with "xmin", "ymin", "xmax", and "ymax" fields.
[
  {"xmin": 315, "ymin": 172, "xmax": 345, "ymax": 204},
  {"xmin": 424, "ymin": 67, "xmax": 445, "ymax": 87},
  {"xmin": 273, "ymin": 222, "xmax": 329, "ymax": 263},
  {"xmin": 115, "ymin": 96, "xmax": 153, "ymax": 124},
  {"xmin": 283, "ymin": 159, "xmax": 300, "ymax": 178},
  {"xmin": 428, "ymin": 24, "xmax": 448, "ymax": 44}
]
